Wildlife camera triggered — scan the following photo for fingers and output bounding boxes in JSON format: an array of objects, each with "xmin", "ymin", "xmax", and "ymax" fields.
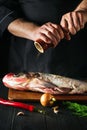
[
  {"xmin": 46, "ymin": 23, "xmax": 64, "ymax": 46},
  {"xmin": 60, "ymin": 12, "xmax": 76, "ymax": 35},
  {"xmin": 34, "ymin": 22, "xmax": 65, "ymax": 47},
  {"xmin": 34, "ymin": 10, "xmax": 86, "ymax": 49},
  {"xmin": 71, "ymin": 11, "xmax": 84, "ymax": 31},
  {"xmin": 60, "ymin": 23, "xmax": 71, "ymax": 40},
  {"xmin": 60, "ymin": 11, "xmax": 85, "ymax": 35},
  {"xmin": 76, "ymin": 11, "xmax": 84, "ymax": 29}
]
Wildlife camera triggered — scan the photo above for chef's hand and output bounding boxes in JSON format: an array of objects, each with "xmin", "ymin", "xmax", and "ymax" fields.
[
  {"xmin": 8, "ymin": 19, "xmax": 70, "ymax": 47},
  {"xmin": 32, "ymin": 22, "xmax": 66, "ymax": 47},
  {"xmin": 60, "ymin": 10, "xmax": 87, "ymax": 35}
]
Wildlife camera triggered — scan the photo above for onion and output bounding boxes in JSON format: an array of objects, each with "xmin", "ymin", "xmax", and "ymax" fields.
[{"xmin": 40, "ymin": 93, "xmax": 56, "ymax": 107}]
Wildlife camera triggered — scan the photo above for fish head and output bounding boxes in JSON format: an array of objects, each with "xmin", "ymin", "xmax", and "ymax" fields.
[{"xmin": 2, "ymin": 73, "xmax": 29, "ymax": 89}]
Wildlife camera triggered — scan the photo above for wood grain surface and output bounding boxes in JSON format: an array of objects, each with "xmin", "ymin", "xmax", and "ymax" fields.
[{"xmin": 8, "ymin": 88, "xmax": 87, "ymax": 101}]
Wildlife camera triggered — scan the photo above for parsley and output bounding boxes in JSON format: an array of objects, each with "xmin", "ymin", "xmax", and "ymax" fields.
[{"xmin": 63, "ymin": 101, "xmax": 87, "ymax": 117}]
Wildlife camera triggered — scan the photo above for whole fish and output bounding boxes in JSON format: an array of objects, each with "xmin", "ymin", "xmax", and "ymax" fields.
[{"xmin": 2, "ymin": 72, "xmax": 87, "ymax": 94}]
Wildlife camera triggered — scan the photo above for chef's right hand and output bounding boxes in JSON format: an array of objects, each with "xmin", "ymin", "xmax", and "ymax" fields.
[
  {"xmin": 8, "ymin": 19, "xmax": 70, "ymax": 47},
  {"xmin": 32, "ymin": 22, "xmax": 65, "ymax": 47}
]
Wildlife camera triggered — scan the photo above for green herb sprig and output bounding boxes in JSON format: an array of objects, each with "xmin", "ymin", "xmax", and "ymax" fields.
[{"xmin": 63, "ymin": 101, "xmax": 87, "ymax": 117}]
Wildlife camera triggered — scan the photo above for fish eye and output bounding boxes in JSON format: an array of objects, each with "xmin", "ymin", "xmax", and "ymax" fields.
[
  {"xmin": 14, "ymin": 72, "xmax": 24, "ymax": 77},
  {"xmin": 33, "ymin": 73, "xmax": 40, "ymax": 78}
]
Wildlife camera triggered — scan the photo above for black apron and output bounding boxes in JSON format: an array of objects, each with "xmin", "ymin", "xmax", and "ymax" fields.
[{"xmin": 7, "ymin": 0, "xmax": 87, "ymax": 79}]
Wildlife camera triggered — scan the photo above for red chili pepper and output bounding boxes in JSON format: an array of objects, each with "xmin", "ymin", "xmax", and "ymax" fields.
[{"xmin": 0, "ymin": 98, "xmax": 36, "ymax": 112}]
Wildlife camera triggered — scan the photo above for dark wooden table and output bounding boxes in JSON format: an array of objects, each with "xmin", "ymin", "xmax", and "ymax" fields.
[{"xmin": 0, "ymin": 79, "xmax": 87, "ymax": 130}]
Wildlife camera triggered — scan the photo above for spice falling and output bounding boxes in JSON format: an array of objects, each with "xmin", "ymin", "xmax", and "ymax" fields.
[{"xmin": 0, "ymin": 98, "xmax": 45, "ymax": 114}]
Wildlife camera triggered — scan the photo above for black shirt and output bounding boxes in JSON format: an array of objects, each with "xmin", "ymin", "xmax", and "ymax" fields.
[{"xmin": 0, "ymin": 0, "xmax": 87, "ymax": 79}]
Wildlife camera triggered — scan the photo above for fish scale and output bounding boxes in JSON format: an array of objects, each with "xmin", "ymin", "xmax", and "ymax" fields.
[{"xmin": 2, "ymin": 72, "xmax": 87, "ymax": 94}]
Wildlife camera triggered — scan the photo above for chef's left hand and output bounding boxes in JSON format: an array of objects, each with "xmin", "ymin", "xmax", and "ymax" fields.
[{"xmin": 60, "ymin": 10, "xmax": 87, "ymax": 35}]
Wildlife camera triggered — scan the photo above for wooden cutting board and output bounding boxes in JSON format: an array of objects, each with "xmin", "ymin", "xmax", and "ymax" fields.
[{"xmin": 8, "ymin": 88, "xmax": 87, "ymax": 101}]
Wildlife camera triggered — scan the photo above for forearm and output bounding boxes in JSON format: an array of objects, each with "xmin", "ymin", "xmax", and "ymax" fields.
[
  {"xmin": 75, "ymin": 0, "xmax": 87, "ymax": 11},
  {"xmin": 75, "ymin": 0, "xmax": 87, "ymax": 23},
  {"xmin": 7, "ymin": 18, "xmax": 39, "ymax": 41},
  {"xmin": 7, "ymin": 19, "xmax": 66, "ymax": 46}
]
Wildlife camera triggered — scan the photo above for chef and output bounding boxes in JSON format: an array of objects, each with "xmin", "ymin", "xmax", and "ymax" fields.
[{"xmin": 0, "ymin": 0, "xmax": 87, "ymax": 80}]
